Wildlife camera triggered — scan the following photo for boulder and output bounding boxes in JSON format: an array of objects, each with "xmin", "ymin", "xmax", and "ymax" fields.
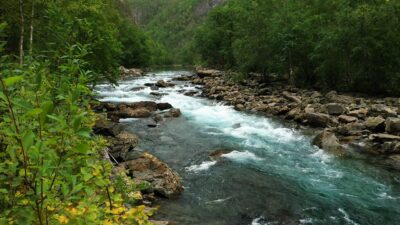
[
  {"xmin": 364, "ymin": 116, "xmax": 386, "ymax": 132},
  {"xmin": 120, "ymin": 152, "xmax": 184, "ymax": 198},
  {"xmin": 385, "ymin": 117, "xmax": 400, "ymax": 134},
  {"xmin": 209, "ymin": 149, "xmax": 233, "ymax": 160},
  {"xmin": 338, "ymin": 115, "xmax": 358, "ymax": 123},
  {"xmin": 107, "ymin": 131, "xmax": 139, "ymax": 162},
  {"xmin": 120, "ymin": 67, "xmax": 144, "ymax": 78},
  {"xmin": 312, "ymin": 129, "xmax": 345, "ymax": 155},
  {"xmin": 110, "ymin": 107, "xmax": 152, "ymax": 119},
  {"xmin": 124, "ymin": 101, "xmax": 158, "ymax": 112},
  {"xmin": 156, "ymin": 80, "xmax": 175, "ymax": 88},
  {"xmin": 164, "ymin": 108, "xmax": 181, "ymax": 118},
  {"xmin": 326, "ymin": 92, "xmax": 354, "ymax": 104},
  {"xmin": 157, "ymin": 103, "xmax": 173, "ymax": 111},
  {"xmin": 325, "ymin": 103, "xmax": 346, "ymax": 115},
  {"xmin": 305, "ymin": 112, "xmax": 332, "ymax": 127}
]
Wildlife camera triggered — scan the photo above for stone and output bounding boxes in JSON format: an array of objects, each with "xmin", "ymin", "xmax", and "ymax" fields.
[
  {"xmin": 209, "ymin": 149, "xmax": 233, "ymax": 160},
  {"xmin": 305, "ymin": 112, "xmax": 332, "ymax": 127},
  {"xmin": 164, "ymin": 108, "xmax": 181, "ymax": 118},
  {"xmin": 157, "ymin": 103, "xmax": 173, "ymax": 111},
  {"xmin": 369, "ymin": 133, "xmax": 400, "ymax": 142},
  {"xmin": 364, "ymin": 116, "xmax": 386, "ymax": 132},
  {"xmin": 338, "ymin": 115, "xmax": 358, "ymax": 123},
  {"xmin": 282, "ymin": 91, "xmax": 302, "ymax": 104},
  {"xmin": 385, "ymin": 117, "xmax": 400, "ymax": 134},
  {"xmin": 310, "ymin": 91, "xmax": 322, "ymax": 99},
  {"xmin": 111, "ymin": 107, "xmax": 152, "ymax": 118},
  {"xmin": 120, "ymin": 152, "xmax": 184, "ymax": 198},
  {"xmin": 156, "ymin": 80, "xmax": 175, "ymax": 88},
  {"xmin": 348, "ymin": 108, "xmax": 368, "ymax": 118},
  {"xmin": 325, "ymin": 103, "xmax": 346, "ymax": 115},
  {"xmin": 312, "ymin": 129, "xmax": 345, "ymax": 155}
]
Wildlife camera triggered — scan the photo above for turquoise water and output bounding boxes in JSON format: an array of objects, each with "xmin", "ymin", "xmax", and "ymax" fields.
[{"xmin": 96, "ymin": 71, "xmax": 400, "ymax": 225}]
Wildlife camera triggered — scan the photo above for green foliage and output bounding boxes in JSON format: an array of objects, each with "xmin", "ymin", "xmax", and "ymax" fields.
[
  {"xmin": 0, "ymin": 47, "xmax": 154, "ymax": 224},
  {"xmin": 195, "ymin": 0, "xmax": 400, "ymax": 95}
]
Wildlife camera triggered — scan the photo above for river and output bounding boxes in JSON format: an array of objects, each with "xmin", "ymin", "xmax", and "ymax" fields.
[{"xmin": 96, "ymin": 70, "xmax": 400, "ymax": 225}]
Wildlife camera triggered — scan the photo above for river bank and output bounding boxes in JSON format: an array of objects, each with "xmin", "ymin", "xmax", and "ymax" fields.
[{"xmin": 189, "ymin": 69, "xmax": 400, "ymax": 170}]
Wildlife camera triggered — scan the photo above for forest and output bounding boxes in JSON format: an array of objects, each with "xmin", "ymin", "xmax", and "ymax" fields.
[{"xmin": 1, "ymin": 0, "xmax": 400, "ymax": 224}]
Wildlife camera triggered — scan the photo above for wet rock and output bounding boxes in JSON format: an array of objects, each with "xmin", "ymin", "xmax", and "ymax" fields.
[
  {"xmin": 156, "ymin": 80, "xmax": 175, "ymax": 88},
  {"xmin": 338, "ymin": 115, "xmax": 358, "ymax": 124},
  {"xmin": 120, "ymin": 152, "xmax": 184, "ymax": 198},
  {"xmin": 286, "ymin": 107, "xmax": 302, "ymax": 120},
  {"xmin": 93, "ymin": 115, "xmax": 119, "ymax": 137},
  {"xmin": 152, "ymin": 114, "xmax": 164, "ymax": 123},
  {"xmin": 110, "ymin": 107, "xmax": 152, "ymax": 119},
  {"xmin": 326, "ymin": 92, "xmax": 354, "ymax": 104},
  {"xmin": 129, "ymin": 87, "xmax": 146, "ymax": 92},
  {"xmin": 164, "ymin": 108, "xmax": 181, "ymax": 118},
  {"xmin": 369, "ymin": 133, "xmax": 400, "ymax": 142},
  {"xmin": 310, "ymin": 91, "xmax": 322, "ymax": 98},
  {"xmin": 325, "ymin": 103, "xmax": 346, "ymax": 115},
  {"xmin": 209, "ymin": 149, "xmax": 233, "ymax": 160},
  {"xmin": 107, "ymin": 131, "xmax": 139, "ymax": 162},
  {"xmin": 150, "ymin": 92, "xmax": 167, "ymax": 97},
  {"xmin": 157, "ymin": 103, "xmax": 173, "ymax": 111},
  {"xmin": 312, "ymin": 129, "xmax": 345, "ymax": 155},
  {"xmin": 385, "ymin": 117, "xmax": 400, "ymax": 134},
  {"xmin": 305, "ymin": 112, "xmax": 333, "ymax": 127},
  {"xmin": 124, "ymin": 101, "xmax": 158, "ymax": 112},
  {"xmin": 184, "ymin": 91, "xmax": 198, "ymax": 96},
  {"xmin": 364, "ymin": 116, "xmax": 386, "ymax": 132}
]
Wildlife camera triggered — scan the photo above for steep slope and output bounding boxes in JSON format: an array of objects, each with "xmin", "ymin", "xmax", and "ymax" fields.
[{"xmin": 124, "ymin": 0, "xmax": 227, "ymax": 64}]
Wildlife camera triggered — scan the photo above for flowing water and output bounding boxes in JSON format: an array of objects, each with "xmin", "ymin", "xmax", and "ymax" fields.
[{"xmin": 96, "ymin": 70, "xmax": 400, "ymax": 225}]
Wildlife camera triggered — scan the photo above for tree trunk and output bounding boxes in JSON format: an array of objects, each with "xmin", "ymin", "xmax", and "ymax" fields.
[
  {"xmin": 29, "ymin": 0, "xmax": 34, "ymax": 56},
  {"xmin": 19, "ymin": 0, "xmax": 25, "ymax": 65}
]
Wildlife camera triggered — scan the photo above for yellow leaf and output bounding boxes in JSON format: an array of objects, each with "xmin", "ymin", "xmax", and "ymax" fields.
[{"xmin": 56, "ymin": 215, "xmax": 69, "ymax": 224}]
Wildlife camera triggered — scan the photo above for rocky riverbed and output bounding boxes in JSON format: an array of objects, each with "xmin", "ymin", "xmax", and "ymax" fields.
[
  {"xmin": 191, "ymin": 69, "xmax": 400, "ymax": 170},
  {"xmin": 94, "ymin": 68, "xmax": 400, "ymax": 225}
]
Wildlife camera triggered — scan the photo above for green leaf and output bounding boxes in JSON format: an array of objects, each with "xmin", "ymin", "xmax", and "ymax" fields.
[
  {"xmin": 22, "ymin": 131, "xmax": 35, "ymax": 150},
  {"xmin": 77, "ymin": 128, "xmax": 91, "ymax": 138},
  {"xmin": 3, "ymin": 76, "xmax": 24, "ymax": 87},
  {"xmin": 76, "ymin": 142, "xmax": 89, "ymax": 154}
]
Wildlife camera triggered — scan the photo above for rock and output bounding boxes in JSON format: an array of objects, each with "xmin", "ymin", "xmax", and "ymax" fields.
[
  {"xmin": 209, "ymin": 149, "xmax": 233, "ymax": 160},
  {"xmin": 116, "ymin": 131, "xmax": 139, "ymax": 145},
  {"xmin": 157, "ymin": 103, "xmax": 173, "ymax": 111},
  {"xmin": 184, "ymin": 91, "xmax": 198, "ymax": 96},
  {"xmin": 348, "ymin": 108, "xmax": 368, "ymax": 118},
  {"xmin": 338, "ymin": 115, "xmax": 358, "ymax": 123},
  {"xmin": 385, "ymin": 117, "xmax": 400, "ymax": 134},
  {"xmin": 380, "ymin": 142, "xmax": 400, "ymax": 154},
  {"xmin": 120, "ymin": 152, "xmax": 184, "ymax": 198},
  {"xmin": 370, "ymin": 104, "xmax": 398, "ymax": 117},
  {"xmin": 325, "ymin": 103, "xmax": 346, "ymax": 115},
  {"xmin": 156, "ymin": 80, "xmax": 175, "ymax": 88},
  {"xmin": 305, "ymin": 112, "xmax": 333, "ymax": 127},
  {"xmin": 310, "ymin": 91, "xmax": 322, "ymax": 98},
  {"xmin": 326, "ymin": 92, "xmax": 354, "ymax": 104},
  {"xmin": 364, "ymin": 116, "xmax": 386, "ymax": 132},
  {"xmin": 234, "ymin": 104, "xmax": 245, "ymax": 111},
  {"xmin": 369, "ymin": 133, "xmax": 400, "ymax": 142},
  {"xmin": 120, "ymin": 67, "xmax": 144, "ymax": 78},
  {"xmin": 164, "ymin": 108, "xmax": 181, "ymax": 118},
  {"xmin": 150, "ymin": 92, "xmax": 167, "ymax": 97},
  {"xmin": 152, "ymin": 114, "xmax": 163, "ymax": 123},
  {"xmin": 197, "ymin": 69, "xmax": 221, "ymax": 78},
  {"xmin": 282, "ymin": 91, "xmax": 302, "ymax": 104},
  {"xmin": 110, "ymin": 107, "xmax": 152, "ymax": 118},
  {"xmin": 312, "ymin": 129, "xmax": 345, "ymax": 155},
  {"xmin": 129, "ymin": 87, "xmax": 145, "ymax": 92},
  {"xmin": 124, "ymin": 101, "xmax": 158, "ymax": 112},
  {"xmin": 286, "ymin": 107, "xmax": 302, "ymax": 120},
  {"xmin": 93, "ymin": 115, "xmax": 118, "ymax": 137}
]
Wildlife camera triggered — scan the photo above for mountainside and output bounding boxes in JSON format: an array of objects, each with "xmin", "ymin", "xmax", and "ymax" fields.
[{"xmin": 122, "ymin": 0, "xmax": 227, "ymax": 64}]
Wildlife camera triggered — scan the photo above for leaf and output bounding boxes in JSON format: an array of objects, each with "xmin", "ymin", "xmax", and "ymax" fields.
[
  {"xmin": 3, "ymin": 76, "xmax": 24, "ymax": 87},
  {"xmin": 22, "ymin": 131, "xmax": 35, "ymax": 150},
  {"xmin": 76, "ymin": 142, "xmax": 89, "ymax": 154},
  {"xmin": 77, "ymin": 128, "xmax": 91, "ymax": 138}
]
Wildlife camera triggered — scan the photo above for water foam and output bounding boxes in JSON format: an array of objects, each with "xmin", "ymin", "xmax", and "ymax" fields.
[
  {"xmin": 185, "ymin": 161, "xmax": 217, "ymax": 173},
  {"xmin": 222, "ymin": 150, "xmax": 263, "ymax": 162}
]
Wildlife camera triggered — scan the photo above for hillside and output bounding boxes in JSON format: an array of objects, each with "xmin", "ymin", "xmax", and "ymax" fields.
[{"xmin": 123, "ymin": 0, "xmax": 227, "ymax": 64}]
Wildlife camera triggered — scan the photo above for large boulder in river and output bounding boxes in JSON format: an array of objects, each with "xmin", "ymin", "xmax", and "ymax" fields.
[
  {"xmin": 156, "ymin": 80, "xmax": 175, "ymax": 88},
  {"xmin": 157, "ymin": 103, "xmax": 173, "ymax": 111},
  {"xmin": 120, "ymin": 152, "xmax": 184, "ymax": 198},
  {"xmin": 111, "ymin": 107, "xmax": 152, "ymax": 119},
  {"xmin": 164, "ymin": 108, "xmax": 181, "ymax": 118},
  {"xmin": 325, "ymin": 103, "xmax": 346, "ymax": 115},
  {"xmin": 313, "ymin": 129, "xmax": 345, "ymax": 155},
  {"xmin": 385, "ymin": 117, "xmax": 400, "ymax": 134}
]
